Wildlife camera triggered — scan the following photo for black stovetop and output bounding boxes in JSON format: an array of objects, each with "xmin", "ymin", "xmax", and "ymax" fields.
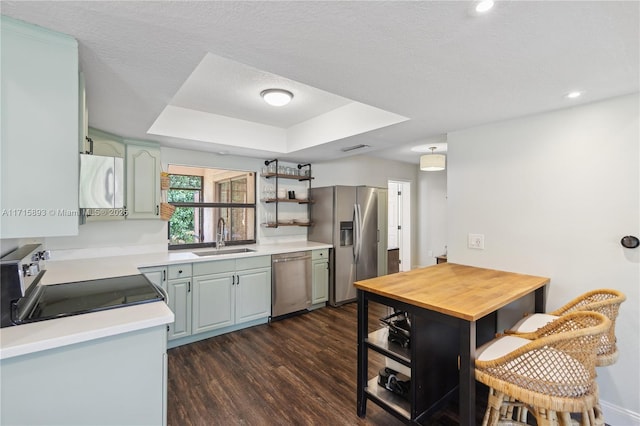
[{"xmin": 17, "ymin": 274, "xmax": 164, "ymax": 324}]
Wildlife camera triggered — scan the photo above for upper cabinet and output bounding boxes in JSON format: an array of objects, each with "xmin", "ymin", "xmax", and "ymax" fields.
[
  {"xmin": 87, "ymin": 128, "xmax": 125, "ymax": 158},
  {"xmin": 125, "ymin": 141, "xmax": 161, "ymax": 219},
  {"xmin": 0, "ymin": 16, "xmax": 79, "ymax": 238}
]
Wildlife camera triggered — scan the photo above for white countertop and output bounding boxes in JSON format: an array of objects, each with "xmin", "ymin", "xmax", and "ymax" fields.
[
  {"xmin": 41, "ymin": 241, "xmax": 330, "ymax": 284},
  {"xmin": 0, "ymin": 241, "xmax": 331, "ymax": 360},
  {"xmin": 0, "ymin": 302, "xmax": 173, "ymax": 360}
]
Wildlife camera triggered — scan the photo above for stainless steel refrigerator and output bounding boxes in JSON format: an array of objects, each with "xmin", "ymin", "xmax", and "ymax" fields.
[{"xmin": 309, "ymin": 186, "xmax": 379, "ymax": 306}]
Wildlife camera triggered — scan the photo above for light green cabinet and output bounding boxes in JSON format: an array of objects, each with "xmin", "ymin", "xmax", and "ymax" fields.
[
  {"xmin": 1, "ymin": 326, "xmax": 168, "ymax": 426},
  {"xmin": 88, "ymin": 127, "xmax": 125, "ymax": 157},
  {"xmin": 192, "ymin": 256, "xmax": 271, "ymax": 331},
  {"xmin": 140, "ymin": 265, "xmax": 167, "ymax": 292},
  {"xmin": 0, "ymin": 16, "xmax": 79, "ymax": 238},
  {"xmin": 192, "ymin": 271, "xmax": 234, "ymax": 333},
  {"xmin": 168, "ymin": 277, "xmax": 191, "ymax": 340},
  {"xmin": 161, "ymin": 257, "xmax": 271, "ymax": 345},
  {"xmin": 191, "ymin": 266, "xmax": 271, "ymax": 334},
  {"xmin": 126, "ymin": 142, "xmax": 161, "ymax": 219},
  {"xmin": 79, "ymin": 72, "xmax": 88, "ymax": 154},
  {"xmin": 312, "ymin": 249, "xmax": 329, "ymax": 305},
  {"xmin": 235, "ymin": 266, "xmax": 272, "ymax": 323}
]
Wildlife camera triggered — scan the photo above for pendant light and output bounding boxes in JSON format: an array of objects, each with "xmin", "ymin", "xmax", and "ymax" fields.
[{"xmin": 420, "ymin": 147, "xmax": 446, "ymax": 171}]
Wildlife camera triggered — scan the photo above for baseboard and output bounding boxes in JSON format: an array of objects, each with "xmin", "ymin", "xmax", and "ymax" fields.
[{"xmin": 601, "ymin": 399, "xmax": 640, "ymax": 425}]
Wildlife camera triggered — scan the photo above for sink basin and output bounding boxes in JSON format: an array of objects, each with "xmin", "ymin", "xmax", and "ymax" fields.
[{"xmin": 193, "ymin": 248, "xmax": 256, "ymax": 257}]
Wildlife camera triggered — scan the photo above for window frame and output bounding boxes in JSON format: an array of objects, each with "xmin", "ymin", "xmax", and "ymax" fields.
[{"xmin": 167, "ymin": 171, "xmax": 257, "ymax": 251}]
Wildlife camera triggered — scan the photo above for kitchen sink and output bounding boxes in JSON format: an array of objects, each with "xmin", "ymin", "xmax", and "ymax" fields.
[{"xmin": 193, "ymin": 248, "xmax": 257, "ymax": 256}]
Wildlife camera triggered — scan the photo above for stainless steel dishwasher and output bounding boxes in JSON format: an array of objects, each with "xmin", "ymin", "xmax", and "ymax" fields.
[{"xmin": 271, "ymin": 251, "xmax": 312, "ymax": 319}]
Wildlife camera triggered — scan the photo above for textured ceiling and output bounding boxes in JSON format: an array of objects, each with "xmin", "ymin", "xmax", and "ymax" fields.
[{"xmin": 2, "ymin": 1, "xmax": 638, "ymax": 164}]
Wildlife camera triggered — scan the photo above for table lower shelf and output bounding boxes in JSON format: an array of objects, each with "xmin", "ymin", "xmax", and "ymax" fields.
[{"xmin": 364, "ymin": 377, "xmax": 411, "ymax": 420}]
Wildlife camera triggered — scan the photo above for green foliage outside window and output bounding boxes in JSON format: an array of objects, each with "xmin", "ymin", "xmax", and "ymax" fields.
[
  {"xmin": 168, "ymin": 175, "xmax": 202, "ymax": 245},
  {"xmin": 166, "ymin": 168, "xmax": 256, "ymax": 249}
]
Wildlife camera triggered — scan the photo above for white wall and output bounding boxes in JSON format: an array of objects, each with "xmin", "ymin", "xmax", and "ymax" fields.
[
  {"xmin": 416, "ymin": 169, "xmax": 447, "ymax": 267},
  {"xmin": 34, "ymin": 148, "xmax": 420, "ymax": 258},
  {"xmin": 312, "ymin": 155, "xmax": 419, "ymax": 267},
  {"xmin": 447, "ymin": 93, "xmax": 640, "ymax": 422}
]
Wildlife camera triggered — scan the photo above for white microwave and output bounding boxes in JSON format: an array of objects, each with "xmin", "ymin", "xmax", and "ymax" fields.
[{"xmin": 78, "ymin": 154, "xmax": 124, "ymax": 208}]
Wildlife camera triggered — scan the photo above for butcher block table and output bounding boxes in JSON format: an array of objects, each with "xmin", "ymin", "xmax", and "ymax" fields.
[{"xmin": 354, "ymin": 263, "xmax": 550, "ymax": 425}]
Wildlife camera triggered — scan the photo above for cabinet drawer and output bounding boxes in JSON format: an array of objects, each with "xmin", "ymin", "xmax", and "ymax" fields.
[
  {"xmin": 312, "ymin": 249, "xmax": 329, "ymax": 260},
  {"xmin": 236, "ymin": 256, "xmax": 271, "ymax": 271},
  {"xmin": 168, "ymin": 263, "xmax": 192, "ymax": 279},
  {"xmin": 193, "ymin": 259, "xmax": 235, "ymax": 276}
]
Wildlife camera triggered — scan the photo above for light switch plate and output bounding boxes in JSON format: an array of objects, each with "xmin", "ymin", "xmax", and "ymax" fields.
[{"xmin": 468, "ymin": 233, "xmax": 485, "ymax": 249}]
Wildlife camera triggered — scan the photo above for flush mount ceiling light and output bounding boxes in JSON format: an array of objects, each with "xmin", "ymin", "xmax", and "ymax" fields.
[
  {"xmin": 474, "ymin": 0, "xmax": 495, "ymax": 13},
  {"xmin": 260, "ymin": 89, "xmax": 293, "ymax": 107},
  {"xmin": 420, "ymin": 147, "xmax": 446, "ymax": 171},
  {"xmin": 565, "ymin": 91, "xmax": 583, "ymax": 99}
]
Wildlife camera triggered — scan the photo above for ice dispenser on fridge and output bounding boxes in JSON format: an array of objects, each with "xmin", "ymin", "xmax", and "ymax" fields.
[{"xmin": 340, "ymin": 221, "xmax": 353, "ymax": 246}]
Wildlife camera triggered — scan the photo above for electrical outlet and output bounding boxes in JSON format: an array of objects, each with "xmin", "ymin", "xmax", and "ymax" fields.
[{"xmin": 468, "ymin": 233, "xmax": 485, "ymax": 249}]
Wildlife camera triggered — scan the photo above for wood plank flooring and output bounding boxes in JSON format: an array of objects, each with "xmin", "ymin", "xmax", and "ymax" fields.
[{"xmin": 167, "ymin": 303, "xmax": 486, "ymax": 425}]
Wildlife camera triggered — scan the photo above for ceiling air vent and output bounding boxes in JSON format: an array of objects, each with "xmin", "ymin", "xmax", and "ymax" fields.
[{"xmin": 340, "ymin": 144, "xmax": 370, "ymax": 153}]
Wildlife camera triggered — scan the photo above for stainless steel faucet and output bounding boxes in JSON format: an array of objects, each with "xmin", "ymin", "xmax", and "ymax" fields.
[{"xmin": 216, "ymin": 217, "xmax": 226, "ymax": 249}]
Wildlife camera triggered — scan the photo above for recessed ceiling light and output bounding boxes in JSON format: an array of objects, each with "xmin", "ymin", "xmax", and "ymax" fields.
[
  {"xmin": 260, "ymin": 89, "xmax": 293, "ymax": 107},
  {"xmin": 475, "ymin": 0, "xmax": 494, "ymax": 13},
  {"xmin": 566, "ymin": 91, "xmax": 583, "ymax": 99}
]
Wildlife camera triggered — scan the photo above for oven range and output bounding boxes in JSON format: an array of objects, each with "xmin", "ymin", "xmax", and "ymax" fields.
[{"xmin": 1, "ymin": 244, "xmax": 164, "ymax": 328}]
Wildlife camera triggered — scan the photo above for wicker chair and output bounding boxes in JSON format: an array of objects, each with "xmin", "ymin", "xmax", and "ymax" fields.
[
  {"xmin": 476, "ymin": 311, "xmax": 611, "ymax": 426},
  {"xmin": 505, "ymin": 289, "xmax": 626, "ymax": 366}
]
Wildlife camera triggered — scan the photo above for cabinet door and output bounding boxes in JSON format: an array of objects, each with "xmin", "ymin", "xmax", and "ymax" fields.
[
  {"xmin": 140, "ymin": 266, "xmax": 167, "ymax": 293},
  {"xmin": 192, "ymin": 272, "xmax": 234, "ymax": 334},
  {"xmin": 0, "ymin": 17, "xmax": 79, "ymax": 238},
  {"xmin": 235, "ymin": 267, "xmax": 271, "ymax": 324},
  {"xmin": 167, "ymin": 278, "xmax": 191, "ymax": 340},
  {"xmin": 88, "ymin": 128, "xmax": 126, "ymax": 157},
  {"xmin": 312, "ymin": 260, "xmax": 329, "ymax": 304},
  {"xmin": 126, "ymin": 144, "xmax": 161, "ymax": 219}
]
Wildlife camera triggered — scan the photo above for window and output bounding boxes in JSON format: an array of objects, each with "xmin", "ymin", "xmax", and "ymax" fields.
[{"xmin": 167, "ymin": 165, "xmax": 256, "ymax": 249}]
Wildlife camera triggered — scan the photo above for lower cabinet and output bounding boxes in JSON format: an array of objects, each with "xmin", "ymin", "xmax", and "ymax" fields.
[
  {"xmin": 192, "ymin": 256, "xmax": 271, "ymax": 333},
  {"xmin": 192, "ymin": 265, "xmax": 271, "ymax": 333},
  {"xmin": 1, "ymin": 326, "xmax": 168, "ymax": 426},
  {"xmin": 140, "ymin": 265, "xmax": 167, "ymax": 291},
  {"xmin": 312, "ymin": 249, "xmax": 329, "ymax": 305},
  {"xmin": 168, "ymin": 277, "xmax": 192, "ymax": 340},
  {"xmin": 192, "ymin": 271, "xmax": 234, "ymax": 333},
  {"xmin": 163, "ymin": 256, "xmax": 271, "ymax": 347},
  {"xmin": 235, "ymin": 266, "xmax": 272, "ymax": 323}
]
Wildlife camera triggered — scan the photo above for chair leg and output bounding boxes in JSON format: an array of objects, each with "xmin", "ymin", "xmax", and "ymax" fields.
[
  {"xmin": 516, "ymin": 405, "xmax": 530, "ymax": 423},
  {"xmin": 533, "ymin": 407, "xmax": 560, "ymax": 426},
  {"xmin": 588, "ymin": 404, "xmax": 605, "ymax": 426},
  {"xmin": 483, "ymin": 388, "xmax": 504, "ymax": 426}
]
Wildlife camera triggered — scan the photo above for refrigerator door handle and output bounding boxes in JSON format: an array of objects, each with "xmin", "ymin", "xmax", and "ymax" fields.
[
  {"xmin": 352, "ymin": 204, "xmax": 358, "ymax": 262},
  {"xmin": 354, "ymin": 203, "xmax": 362, "ymax": 264}
]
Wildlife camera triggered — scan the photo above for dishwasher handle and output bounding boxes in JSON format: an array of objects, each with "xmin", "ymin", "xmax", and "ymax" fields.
[{"xmin": 272, "ymin": 255, "xmax": 312, "ymax": 263}]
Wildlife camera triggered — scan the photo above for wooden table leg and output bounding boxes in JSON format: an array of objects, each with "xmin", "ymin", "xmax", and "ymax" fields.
[
  {"xmin": 356, "ymin": 290, "xmax": 368, "ymax": 417},
  {"xmin": 459, "ymin": 320, "xmax": 476, "ymax": 426}
]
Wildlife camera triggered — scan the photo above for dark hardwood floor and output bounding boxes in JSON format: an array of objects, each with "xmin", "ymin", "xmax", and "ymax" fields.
[{"xmin": 167, "ymin": 303, "xmax": 486, "ymax": 425}]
